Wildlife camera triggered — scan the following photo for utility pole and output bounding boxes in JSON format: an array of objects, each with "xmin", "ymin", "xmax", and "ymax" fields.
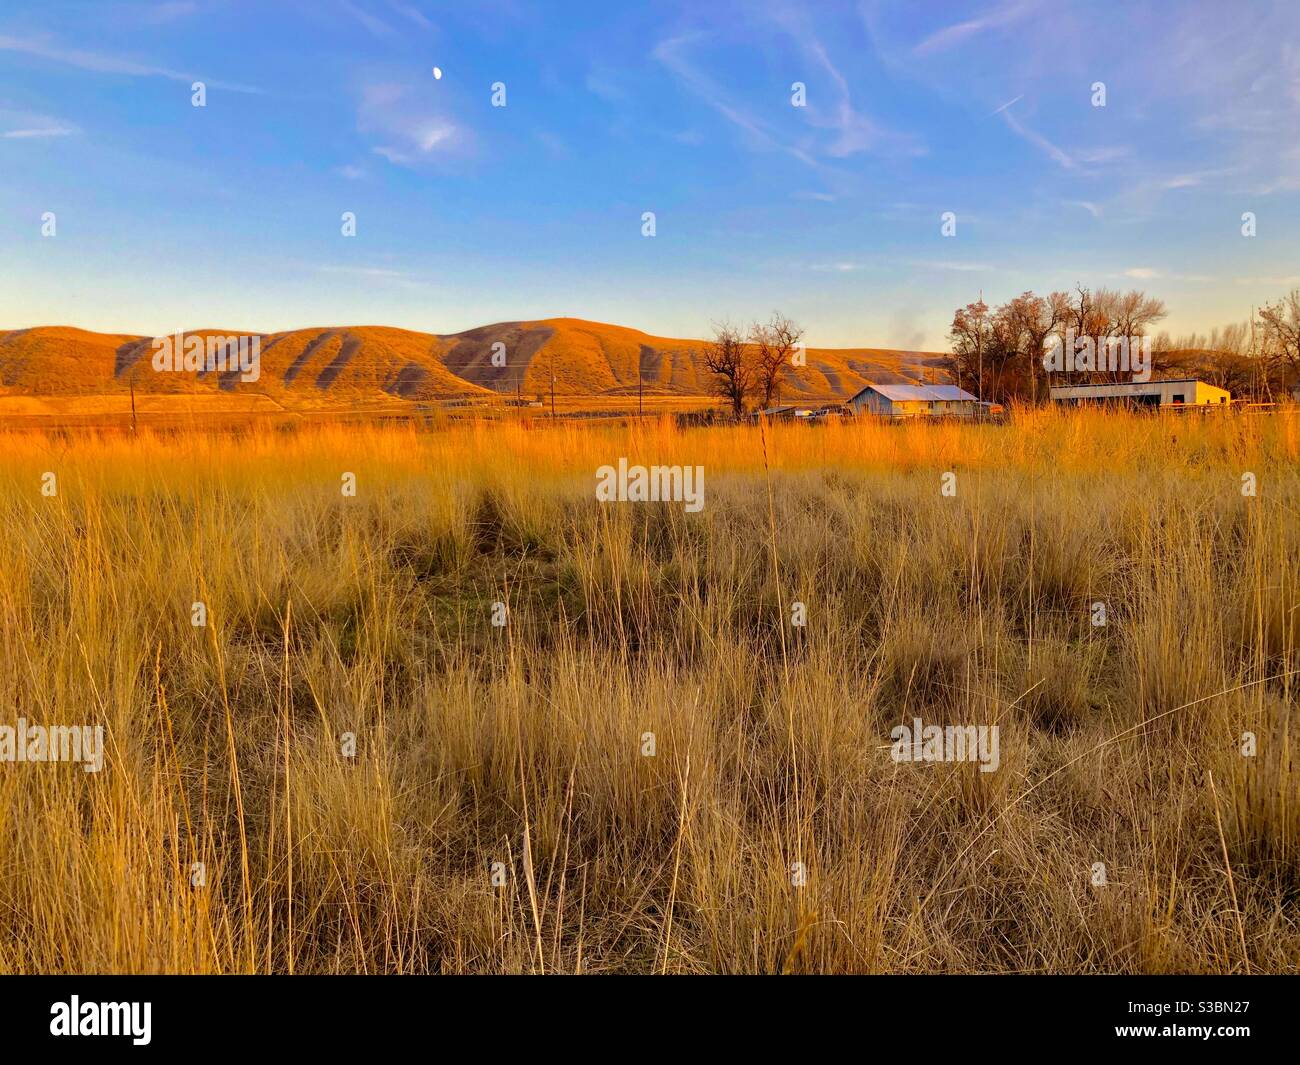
[
  {"xmin": 549, "ymin": 344, "xmax": 556, "ymax": 420},
  {"xmin": 1250, "ymin": 307, "xmax": 1257, "ymax": 403},
  {"xmin": 638, "ymin": 355, "xmax": 643, "ymax": 419}
]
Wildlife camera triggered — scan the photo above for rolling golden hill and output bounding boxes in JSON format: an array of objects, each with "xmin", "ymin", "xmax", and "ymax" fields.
[{"xmin": 0, "ymin": 318, "xmax": 947, "ymax": 407}]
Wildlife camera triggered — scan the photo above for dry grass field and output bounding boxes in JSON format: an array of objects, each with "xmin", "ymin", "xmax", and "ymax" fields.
[{"xmin": 0, "ymin": 407, "xmax": 1296, "ymax": 974}]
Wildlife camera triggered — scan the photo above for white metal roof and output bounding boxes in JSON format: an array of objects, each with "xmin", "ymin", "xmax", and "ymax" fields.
[
  {"xmin": 850, "ymin": 383, "xmax": 978, "ymax": 403},
  {"xmin": 1049, "ymin": 379, "xmax": 1226, "ymax": 395}
]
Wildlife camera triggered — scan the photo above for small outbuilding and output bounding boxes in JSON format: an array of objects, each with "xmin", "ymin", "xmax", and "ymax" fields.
[
  {"xmin": 845, "ymin": 382, "xmax": 979, "ymax": 418},
  {"xmin": 1049, "ymin": 379, "xmax": 1230, "ymax": 407},
  {"xmin": 754, "ymin": 405, "xmax": 815, "ymax": 420}
]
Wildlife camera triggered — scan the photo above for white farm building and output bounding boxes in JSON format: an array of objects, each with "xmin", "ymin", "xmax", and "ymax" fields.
[
  {"xmin": 1049, "ymin": 379, "xmax": 1230, "ymax": 408},
  {"xmin": 846, "ymin": 382, "xmax": 980, "ymax": 418}
]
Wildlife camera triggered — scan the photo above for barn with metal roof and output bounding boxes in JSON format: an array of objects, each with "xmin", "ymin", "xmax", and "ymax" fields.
[
  {"xmin": 1048, "ymin": 379, "xmax": 1230, "ymax": 407},
  {"xmin": 845, "ymin": 382, "xmax": 980, "ymax": 418}
]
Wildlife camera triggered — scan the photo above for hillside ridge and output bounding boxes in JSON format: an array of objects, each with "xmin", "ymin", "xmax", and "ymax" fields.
[{"xmin": 0, "ymin": 318, "xmax": 950, "ymax": 404}]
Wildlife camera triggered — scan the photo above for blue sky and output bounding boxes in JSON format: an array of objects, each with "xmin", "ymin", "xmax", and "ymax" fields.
[{"xmin": 1, "ymin": 0, "xmax": 1298, "ymax": 349}]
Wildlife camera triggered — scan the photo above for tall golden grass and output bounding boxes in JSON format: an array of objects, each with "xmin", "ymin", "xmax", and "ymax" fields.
[{"xmin": 0, "ymin": 407, "xmax": 1295, "ymax": 973}]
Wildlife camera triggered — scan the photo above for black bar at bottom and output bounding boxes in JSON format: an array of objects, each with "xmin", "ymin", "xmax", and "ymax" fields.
[{"xmin": 0, "ymin": 974, "xmax": 1291, "ymax": 1053}]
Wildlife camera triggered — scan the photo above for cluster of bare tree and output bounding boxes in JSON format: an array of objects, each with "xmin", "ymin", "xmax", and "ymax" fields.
[
  {"xmin": 947, "ymin": 286, "xmax": 1168, "ymax": 403},
  {"xmin": 703, "ymin": 313, "xmax": 805, "ymax": 416},
  {"xmin": 1142, "ymin": 292, "xmax": 1300, "ymax": 401},
  {"xmin": 1151, "ymin": 324, "xmax": 1258, "ymax": 397},
  {"xmin": 700, "ymin": 288, "xmax": 1300, "ymax": 414},
  {"xmin": 948, "ymin": 285, "xmax": 1300, "ymax": 403},
  {"xmin": 1257, "ymin": 292, "xmax": 1300, "ymax": 389}
]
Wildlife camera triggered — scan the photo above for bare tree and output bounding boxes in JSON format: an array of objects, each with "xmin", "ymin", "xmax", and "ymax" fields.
[
  {"xmin": 1160, "ymin": 324, "xmax": 1248, "ymax": 393},
  {"xmin": 948, "ymin": 286, "xmax": 1171, "ymax": 402},
  {"xmin": 750, "ymin": 312, "xmax": 804, "ymax": 411},
  {"xmin": 1258, "ymin": 290, "xmax": 1300, "ymax": 385},
  {"xmin": 981, "ymin": 304, "xmax": 1024, "ymax": 402},
  {"xmin": 1104, "ymin": 288, "xmax": 1167, "ymax": 382},
  {"xmin": 999, "ymin": 291, "xmax": 1063, "ymax": 402},
  {"xmin": 1048, "ymin": 285, "xmax": 1165, "ymax": 383},
  {"xmin": 946, "ymin": 299, "xmax": 990, "ymax": 398},
  {"xmin": 703, "ymin": 322, "xmax": 753, "ymax": 418},
  {"xmin": 1110, "ymin": 289, "xmax": 1167, "ymax": 339}
]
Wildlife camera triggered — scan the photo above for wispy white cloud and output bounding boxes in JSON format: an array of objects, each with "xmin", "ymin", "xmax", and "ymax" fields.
[
  {"xmin": 311, "ymin": 262, "xmax": 436, "ymax": 293},
  {"xmin": 1067, "ymin": 200, "xmax": 1102, "ymax": 218},
  {"xmin": 585, "ymin": 67, "xmax": 626, "ymax": 104},
  {"xmin": 3, "ymin": 125, "xmax": 79, "ymax": 138},
  {"xmin": 806, "ymin": 40, "xmax": 923, "ymax": 157},
  {"xmin": 534, "ymin": 129, "xmax": 568, "ymax": 158},
  {"xmin": 340, "ymin": 1, "xmax": 394, "ymax": 38},
  {"xmin": 357, "ymin": 82, "xmax": 464, "ymax": 168},
  {"xmin": 0, "ymin": 34, "xmax": 263, "ymax": 93},
  {"xmin": 999, "ymin": 105, "xmax": 1075, "ymax": 169},
  {"xmin": 1234, "ymin": 275, "xmax": 1300, "ymax": 287},
  {"xmin": 653, "ymin": 26, "xmax": 920, "ymax": 171},
  {"xmin": 992, "ymin": 98, "xmax": 1127, "ymax": 173},
  {"xmin": 867, "ymin": 0, "xmax": 1300, "ymax": 215},
  {"xmin": 316, "ymin": 264, "xmax": 411, "ymax": 279},
  {"xmin": 1155, "ymin": 5, "xmax": 1300, "ymax": 197},
  {"xmin": 911, "ymin": 259, "xmax": 996, "ymax": 272},
  {"xmin": 141, "ymin": 1, "xmax": 199, "ymax": 24},
  {"xmin": 762, "ymin": 8, "xmax": 925, "ymax": 159},
  {"xmin": 804, "ymin": 256, "xmax": 996, "ymax": 276},
  {"xmin": 808, "ymin": 261, "xmax": 865, "ymax": 272},
  {"xmin": 652, "ymin": 33, "xmax": 820, "ymax": 170},
  {"xmin": 388, "ymin": 2, "xmax": 433, "ymax": 29},
  {"xmin": 1118, "ymin": 267, "xmax": 1211, "ymax": 282},
  {"xmin": 913, "ymin": 0, "xmax": 1039, "ymax": 56},
  {"xmin": 1073, "ymin": 146, "xmax": 1130, "ymax": 165},
  {"xmin": 1256, "ymin": 173, "xmax": 1300, "ymax": 194}
]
